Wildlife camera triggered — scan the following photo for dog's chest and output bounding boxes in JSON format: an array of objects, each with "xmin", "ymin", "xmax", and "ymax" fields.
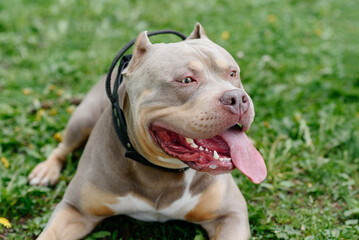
[{"xmin": 107, "ymin": 169, "xmax": 201, "ymax": 222}]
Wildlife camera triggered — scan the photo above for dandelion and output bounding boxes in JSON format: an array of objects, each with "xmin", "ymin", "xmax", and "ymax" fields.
[
  {"xmin": 49, "ymin": 85, "xmax": 56, "ymax": 91},
  {"xmin": 66, "ymin": 106, "xmax": 75, "ymax": 114},
  {"xmin": 267, "ymin": 14, "xmax": 276, "ymax": 24},
  {"xmin": 1, "ymin": 157, "xmax": 9, "ymax": 168},
  {"xmin": 36, "ymin": 109, "xmax": 45, "ymax": 121},
  {"xmin": 56, "ymin": 89, "xmax": 64, "ymax": 96},
  {"xmin": 0, "ymin": 217, "xmax": 11, "ymax": 228},
  {"xmin": 53, "ymin": 132, "xmax": 63, "ymax": 142},
  {"xmin": 50, "ymin": 108, "xmax": 58, "ymax": 116},
  {"xmin": 221, "ymin": 31, "xmax": 230, "ymax": 41},
  {"xmin": 22, "ymin": 88, "xmax": 32, "ymax": 95},
  {"xmin": 263, "ymin": 121, "xmax": 270, "ymax": 128}
]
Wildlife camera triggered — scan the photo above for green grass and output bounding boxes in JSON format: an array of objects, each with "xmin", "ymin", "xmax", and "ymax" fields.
[{"xmin": 1, "ymin": 0, "xmax": 358, "ymax": 239}]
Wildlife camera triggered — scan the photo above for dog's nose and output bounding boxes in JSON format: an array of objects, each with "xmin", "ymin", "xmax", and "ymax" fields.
[{"xmin": 220, "ymin": 89, "xmax": 249, "ymax": 115}]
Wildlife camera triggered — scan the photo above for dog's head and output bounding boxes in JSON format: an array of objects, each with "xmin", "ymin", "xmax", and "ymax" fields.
[{"xmin": 119, "ymin": 23, "xmax": 266, "ymax": 183}]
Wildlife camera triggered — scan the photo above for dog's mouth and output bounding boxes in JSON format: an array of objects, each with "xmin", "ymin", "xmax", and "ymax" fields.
[{"xmin": 150, "ymin": 125, "xmax": 267, "ymax": 184}]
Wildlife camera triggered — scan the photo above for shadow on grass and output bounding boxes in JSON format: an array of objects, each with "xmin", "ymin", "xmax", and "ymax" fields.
[{"xmin": 91, "ymin": 215, "xmax": 209, "ymax": 240}]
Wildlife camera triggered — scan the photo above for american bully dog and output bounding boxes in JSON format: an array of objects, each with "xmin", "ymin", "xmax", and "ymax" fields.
[{"xmin": 28, "ymin": 23, "xmax": 267, "ymax": 240}]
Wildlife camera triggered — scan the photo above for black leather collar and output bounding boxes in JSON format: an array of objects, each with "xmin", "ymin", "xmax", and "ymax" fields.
[{"xmin": 105, "ymin": 30, "xmax": 189, "ymax": 173}]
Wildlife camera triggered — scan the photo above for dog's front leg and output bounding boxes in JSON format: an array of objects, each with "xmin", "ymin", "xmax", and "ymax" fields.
[
  {"xmin": 201, "ymin": 212, "xmax": 250, "ymax": 240},
  {"xmin": 37, "ymin": 201, "xmax": 103, "ymax": 240},
  {"xmin": 190, "ymin": 176, "xmax": 251, "ymax": 240}
]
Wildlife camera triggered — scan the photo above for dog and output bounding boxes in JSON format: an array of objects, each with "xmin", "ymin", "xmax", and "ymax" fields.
[{"xmin": 28, "ymin": 22, "xmax": 267, "ymax": 240}]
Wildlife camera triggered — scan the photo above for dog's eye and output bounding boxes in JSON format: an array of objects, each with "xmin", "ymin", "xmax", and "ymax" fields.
[
  {"xmin": 182, "ymin": 77, "xmax": 193, "ymax": 84},
  {"xmin": 230, "ymin": 71, "xmax": 237, "ymax": 77}
]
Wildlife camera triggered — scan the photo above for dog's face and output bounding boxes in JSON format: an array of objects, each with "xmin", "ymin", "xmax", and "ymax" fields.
[{"xmin": 121, "ymin": 23, "xmax": 266, "ymax": 184}]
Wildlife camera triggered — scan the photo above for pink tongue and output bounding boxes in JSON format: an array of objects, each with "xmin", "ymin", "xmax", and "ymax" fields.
[{"xmin": 220, "ymin": 128, "xmax": 267, "ymax": 184}]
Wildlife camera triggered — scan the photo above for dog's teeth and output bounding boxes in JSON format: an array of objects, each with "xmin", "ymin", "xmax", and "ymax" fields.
[
  {"xmin": 219, "ymin": 157, "xmax": 224, "ymax": 162},
  {"xmin": 209, "ymin": 165, "xmax": 218, "ymax": 169},
  {"xmin": 213, "ymin": 150, "xmax": 219, "ymax": 160},
  {"xmin": 186, "ymin": 137, "xmax": 198, "ymax": 148},
  {"xmin": 199, "ymin": 146, "xmax": 204, "ymax": 151},
  {"xmin": 190, "ymin": 143, "xmax": 198, "ymax": 148},
  {"xmin": 205, "ymin": 148, "xmax": 209, "ymax": 152}
]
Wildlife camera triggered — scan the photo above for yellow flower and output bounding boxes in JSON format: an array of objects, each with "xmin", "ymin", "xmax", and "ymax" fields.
[
  {"xmin": 0, "ymin": 217, "xmax": 11, "ymax": 228},
  {"xmin": 56, "ymin": 89, "xmax": 64, "ymax": 96},
  {"xmin": 1, "ymin": 157, "xmax": 9, "ymax": 168},
  {"xmin": 50, "ymin": 108, "xmax": 58, "ymax": 116},
  {"xmin": 22, "ymin": 88, "xmax": 32, "ymax": 95},
  {"xmin": 267, "ymin": 14, "xmax": 277, "ymax": 24},
  {"xmin": 66, "ymin": 106, "xmax": 75, "ymax": 114},
  {"xmin": 49, "ymin": 85, "xmax": 56, "ymax": 91},
  {"xmin": 36, "ymin": 109, "xmax": 45, "ymax": 121},
  {"xmin": 53, "ymin": 132, "xmax": 63, "ymax": 142},
  {"xmin": 221, "ymin": 31, "xmax": 230, "ymax": 41}
]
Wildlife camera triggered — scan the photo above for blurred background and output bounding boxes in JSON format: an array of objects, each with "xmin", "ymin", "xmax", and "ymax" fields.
[{"xmin": 0, "ymin": 0, "xmax": 358, "ymax": 239}]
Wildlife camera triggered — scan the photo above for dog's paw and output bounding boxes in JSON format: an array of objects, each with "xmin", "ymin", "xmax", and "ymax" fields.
[{"xmin": 28, "ymin": 158, "xmax": 62, "ymax": 186}]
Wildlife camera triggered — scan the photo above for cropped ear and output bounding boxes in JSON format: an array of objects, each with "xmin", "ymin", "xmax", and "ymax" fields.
[
  {"xmin": 123, "ymin": 31, "xmax": 152, "ymax": 74},
  {"xmin": 186, "ymin": 22, "xmax": 208, "ymax": 40}
]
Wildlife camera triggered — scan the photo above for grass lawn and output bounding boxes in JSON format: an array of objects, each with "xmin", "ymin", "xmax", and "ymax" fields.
[{"xmin": 1, "ymin": 0, "xmax": 358, "ymax": 239}]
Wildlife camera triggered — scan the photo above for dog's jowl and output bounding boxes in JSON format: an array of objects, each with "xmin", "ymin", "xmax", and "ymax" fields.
[{"xmin": 28, "ymin": 22, "xmax": 267, "ymax": 240}]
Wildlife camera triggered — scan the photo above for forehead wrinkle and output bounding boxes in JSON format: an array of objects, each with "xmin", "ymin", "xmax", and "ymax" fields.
[
  {"xmin": 215, "ymin": 58, "xmax": 230, "ymax": 71},
  {"xmin": 186, "ymin": 44, "xmax": 235, "ymax": 74},
  {"xmin": 184, "ymin": 42, "xmax": 212, "ymax": 68},
  {"xmin": 188, "ymin": 60, "xmax": 204, "ymax": 72}
]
